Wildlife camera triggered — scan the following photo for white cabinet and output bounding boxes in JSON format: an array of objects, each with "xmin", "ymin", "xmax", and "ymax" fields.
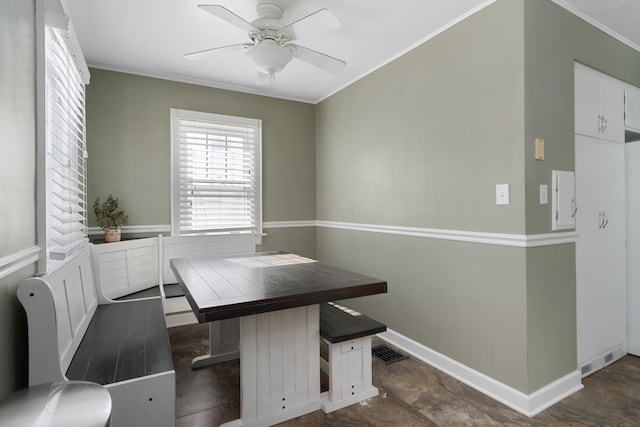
[
  {"xmin": 627, "ymin": 142, "xmax": 640, "ymax": 356},
  {"xmin": 625, "ymin": 86, "xmax": 640, "ymax": 133},
  {"xmin": 575, "ymin": 64, "xmax": 625, "ymax": 143},
  {"xmin": 575, "ymin": 134, "xmax": 627, "ymax": 372}
]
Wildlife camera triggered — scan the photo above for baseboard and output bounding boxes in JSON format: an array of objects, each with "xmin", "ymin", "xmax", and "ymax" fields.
[{"xmin": 377, "ymin": 328, "xmax": 583, "ymax": 417}]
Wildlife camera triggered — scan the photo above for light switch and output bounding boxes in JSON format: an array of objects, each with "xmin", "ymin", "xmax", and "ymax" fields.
[
  {"xmin": 496, "ymin": 184, "xmax": 510, "ymax": 205},
  {"xmin": 535, "ymin": 138, "xmax": 544, "ymax": 160},
  {"xmin": 540, "ymin": 184, "xmax": 548, "ymax": 205}
]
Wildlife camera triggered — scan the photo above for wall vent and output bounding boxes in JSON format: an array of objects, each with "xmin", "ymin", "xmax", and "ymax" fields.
[
  {"xmin": 603, "ymin": 344, "xmax": 625, "ymax": 367},
  {"xmin": 580, "ymin": 363, "xmax": 592, "ymax": 376}
]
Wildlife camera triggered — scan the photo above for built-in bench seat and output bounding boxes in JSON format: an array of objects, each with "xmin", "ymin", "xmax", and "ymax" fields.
[
  {"xmin": 66, "ymin": 298, "xmax": 173, "ymax": 385},
  {"xmin": 17, "ymin": 245, "xmax": 175, "ymax": 427},
  {"xmin": 90, "ymin": 233, "xmax": 255, "ymax": 369},
  {"xmin": 319, "ymin": 302, "xmax": 386, "ymax": 413}
]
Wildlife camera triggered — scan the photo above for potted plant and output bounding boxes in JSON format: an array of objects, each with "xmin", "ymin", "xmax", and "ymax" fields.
[{"xmin": 93, "ymin": 194, "xmax": 128, "ymax": 243}]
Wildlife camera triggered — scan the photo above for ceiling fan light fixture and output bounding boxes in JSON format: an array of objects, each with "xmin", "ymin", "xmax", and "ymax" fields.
[{"xmin": 245, "ymin": 40, "xmax": 294, "ymax": 75}]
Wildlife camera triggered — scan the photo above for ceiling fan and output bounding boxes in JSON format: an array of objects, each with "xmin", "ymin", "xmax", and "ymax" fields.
[{"xmin": 186, "ymin": 3, "xmax": 346, "ymax": 85}]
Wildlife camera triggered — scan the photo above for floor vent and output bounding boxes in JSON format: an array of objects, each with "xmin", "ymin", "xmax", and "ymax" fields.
[
  {"xmin": 372, "ymin": 345, "xmax": 408, "ymax": 365},
  {"xmin": 580, "ymin": 363, "xmax": 593, "ymax": 376}
]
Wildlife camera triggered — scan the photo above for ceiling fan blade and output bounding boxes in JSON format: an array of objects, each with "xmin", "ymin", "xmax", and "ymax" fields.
[
  {"xmin": 184, "ymin": 43, "xmax": 252, "ymax": 61},
  {"xmin": 280, "ymin": 9, "xmax": 341, "ymax": 41},
  {"xmin": 198, "ymin": 5, "xmax": 258, "ymax": 33},
  {"xmin": 290, "ymin": 44, "xmax": 346, "ymax": 73}
]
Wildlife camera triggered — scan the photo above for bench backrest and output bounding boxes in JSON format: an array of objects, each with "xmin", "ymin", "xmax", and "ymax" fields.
[
  {"xmin": 89, "ymin": 237, "xmax": 159, "ymax": 301},
  {"xmin": 160, "ymin": 233, "xmax": 255, "ymax": 284},
  {"xmin": 17, "ymin": 244, "xmax": 98, "ymax": 386}
]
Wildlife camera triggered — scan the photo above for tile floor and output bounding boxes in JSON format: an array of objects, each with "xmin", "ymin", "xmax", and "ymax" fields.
[{"xmin": 169, "ymin": 323, "xmax": 640, "ymax": 426}]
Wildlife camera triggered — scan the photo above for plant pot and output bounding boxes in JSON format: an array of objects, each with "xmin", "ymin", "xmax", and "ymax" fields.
[{"xmin": 104, "ymin": 228, "xmax": 122, "ymax": 243}]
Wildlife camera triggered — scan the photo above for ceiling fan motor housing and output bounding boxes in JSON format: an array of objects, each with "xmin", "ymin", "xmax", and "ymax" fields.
[{"xmin": 252, "ymin": 3, "xmax": 284, "ymax": 31}]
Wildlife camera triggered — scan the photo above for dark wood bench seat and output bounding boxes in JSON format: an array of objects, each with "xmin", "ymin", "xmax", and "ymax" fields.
[
  {"xmin": 320, "ymin": 302, "xmax": 387, "ymax": 343},
  {"xmin": 67, "ymin": 298, "xmax": 173, "ymax": 384}
]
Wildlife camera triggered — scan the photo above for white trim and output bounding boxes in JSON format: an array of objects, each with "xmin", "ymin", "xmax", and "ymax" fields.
[
  {"xmin": 315, "ymin": 220, "xmax": 578, "ymax": 248},
  {"xmin": 263, "ymin": 220, "xmax": 316, "ymax": 229},
  {"xmin": 549, "ymin": 0, "xmax": 640, "ymax": 54},
  {"xmin": 378, "ymin": 328, "xmax": 583, "ymax": 417},
  {"xmin": 0, "ymin": 246, "xmax": 41, "ymax": 279},
  {"xmin": 110, "ymin": 221, "xmax": 578, "ymax": 247},
  {"xmin": 88, "ymin": 225, "xmax": 171, "ymax": 236}
]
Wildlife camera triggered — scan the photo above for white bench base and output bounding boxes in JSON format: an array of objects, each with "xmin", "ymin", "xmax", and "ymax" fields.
[{"xmin": 320, "ymin": 335, "xmax": 379, "ymax": 413}]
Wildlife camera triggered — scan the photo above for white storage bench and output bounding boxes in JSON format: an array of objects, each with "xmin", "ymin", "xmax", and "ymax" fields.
[
  {"xmin": 319, "ymin": 302, "xmax": 386, "ymax": 413},
  {"xmin": 17, "ymin": 244, "xmax": 175, "ymax": 427}
]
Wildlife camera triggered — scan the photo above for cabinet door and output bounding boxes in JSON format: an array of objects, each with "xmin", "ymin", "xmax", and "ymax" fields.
[
  {"xmin": 575, "ymin": 66, "xmax": 602, "ymax": 139},
  {"xmin": 627, "ymin": 142, "xmax": 640, "ymax": 356},
  {"xmin": 599, "ymin": 78, "xmax": 625, "ymax": 143},
  {"xmin": 575, "ymin": 135, "xmax": 626, "ymax": 366},
  {"xmin": 574, "ymin": 65, "xmax": 625, "ymax": 143},
  {"xmin": 625, "ymin": 86, "xmax": 640, "ymax": 133}
]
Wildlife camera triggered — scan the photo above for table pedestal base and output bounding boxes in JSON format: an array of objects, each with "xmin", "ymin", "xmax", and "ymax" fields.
[
  {"xmin": 192, "ymin": 319, "xmax": 240, "ymax": 369},
  {"xmin": 221, "ymin": 304, "xmax": 321, "ymax": 427}
]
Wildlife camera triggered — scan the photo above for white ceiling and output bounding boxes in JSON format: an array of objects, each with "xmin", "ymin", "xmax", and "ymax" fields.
[{"xmin": 64, "ymin": 0, "xmax": 640, "ymax": 104}]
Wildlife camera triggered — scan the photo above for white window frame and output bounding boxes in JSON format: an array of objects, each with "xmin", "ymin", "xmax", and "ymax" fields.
[
  {"xmin": 37, "ymin": 0, "xmax": 90, "ymax": 273},
  {"xmin": 170, "ymin": 108, "xmax": 263, "ymax": 244}
]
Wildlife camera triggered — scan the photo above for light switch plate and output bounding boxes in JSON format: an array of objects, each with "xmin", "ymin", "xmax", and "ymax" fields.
[
  {"xmin": 496, "ymin": 184, "xmax": 510, "ymax": 205},
  {"xmin": 540, "ymin": 184, "xmax": 548, "ymax": 204},
  {"xmin": 535, "ymin": 138, "xmax": 545, "ymax": 160}
]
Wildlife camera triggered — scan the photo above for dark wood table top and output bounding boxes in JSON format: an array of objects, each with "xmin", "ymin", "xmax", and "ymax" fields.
[{"xmin": 170, "ymin": 252, "xmax": 387, "ymax": 322}]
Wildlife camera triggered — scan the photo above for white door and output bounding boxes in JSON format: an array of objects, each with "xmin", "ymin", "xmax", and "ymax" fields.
[
  {"xmin": 575, "ymin": 135, "xmax": 626, "ymax": 367},
  {"xmin": 627, "ymin": 142, "xmax": 640, "ymax": 356}
]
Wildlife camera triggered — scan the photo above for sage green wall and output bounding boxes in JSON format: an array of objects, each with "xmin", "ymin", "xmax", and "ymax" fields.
[
  {"xmin": 316, "ymin": 0, "xmax": 533, "ymax": 391},
  {"xmin": 316, "ymin": 0, "xmax": 640, "ymax": 395},
  {"xmin": 317, "ymin": 229, "xmax": 529, "ymax": 389},
  {"xmin": 317, "ymin": 0, "xmax": 525, "ymax": 234},
  {"xmin": 0, "ymin": 0, "xmax": 37, "ymax": 398},
  {"xmin": 522, "ymin": 0, "xmax": 640, "ymax": 391},
  {"xmin": 86, "ymin": 69, "xmax": 317, "ymax": 257}
]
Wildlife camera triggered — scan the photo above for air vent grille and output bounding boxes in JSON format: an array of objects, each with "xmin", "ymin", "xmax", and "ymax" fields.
[{"xmin": 372, "ymin": 345, "xmax": 408, "ymax": 365}]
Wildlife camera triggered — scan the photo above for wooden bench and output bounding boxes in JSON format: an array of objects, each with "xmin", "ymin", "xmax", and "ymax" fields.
[
  {"xmin": 319, "ymin": 302, "xmax": 386, "ymax": 413},
  {"xmin": 17, "ymin": 244, "xmax": 175, "ymax": 427},
  {"xmin": 89, "ymin": 233, "xmax": 255, "ymax": 368}
]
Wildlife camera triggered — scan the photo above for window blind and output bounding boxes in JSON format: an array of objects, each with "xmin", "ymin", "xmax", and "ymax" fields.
[
  {"xmin": 45, "ymin": 26, "xmax": 88, "ymax": 263},
  {"xmin": 171, "ymin": 109, "xmax": 262, "ymax": 237}
]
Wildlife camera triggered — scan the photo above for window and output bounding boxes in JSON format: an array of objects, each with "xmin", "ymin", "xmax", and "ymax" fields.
[
  {"xmin": 170, "ymin": 109, "xmax": 262, "ymax": 240},
  {"xmin": 41, "ymin": 20, "xmax": 89, "ymax": 271}
]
